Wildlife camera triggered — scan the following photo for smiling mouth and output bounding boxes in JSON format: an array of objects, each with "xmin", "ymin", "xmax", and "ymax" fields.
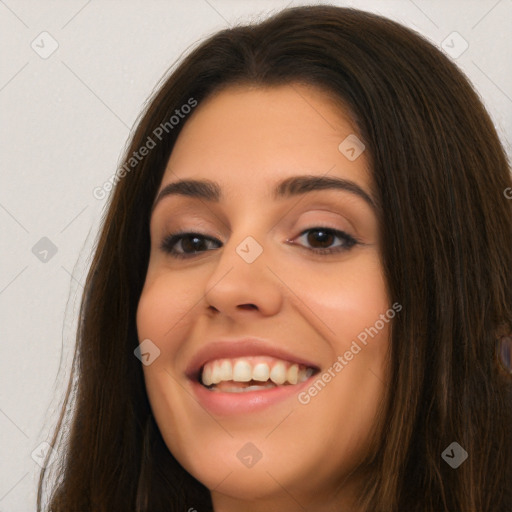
[{"xmin": 199, "ymin": 356, "xmax": 317, "ymax": 393}]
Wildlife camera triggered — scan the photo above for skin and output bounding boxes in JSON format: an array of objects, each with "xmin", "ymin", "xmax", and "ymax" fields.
[{"xmin": 136, "ymin": 83, "xmax": 391, "ymax": 512}]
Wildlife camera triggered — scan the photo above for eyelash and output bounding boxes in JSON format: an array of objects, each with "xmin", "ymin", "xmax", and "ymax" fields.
[{"xmin": 159, "ymin": 227, "xmax": 359, "ymax": 259}]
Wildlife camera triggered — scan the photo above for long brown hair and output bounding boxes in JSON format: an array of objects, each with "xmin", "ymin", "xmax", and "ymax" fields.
[{"xmin": 37, "ymin": 5, "xmax": 512, "ymax": 511}]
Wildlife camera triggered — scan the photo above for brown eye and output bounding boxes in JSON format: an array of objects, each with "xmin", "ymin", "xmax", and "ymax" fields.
[
  {"xmin": 294, "ymin": 227, "xmax": 358, "ymax": 254},
  {"xmin": 160, "ymin": 232, "xmax": 221, "ymax": 258},
  {"xmin": 306, "ymin": 229, "xmax": 335, "ymax": 248},
  {"xmin": 180, "ymin": 235, "xmax": 209, "ymax": 252}
]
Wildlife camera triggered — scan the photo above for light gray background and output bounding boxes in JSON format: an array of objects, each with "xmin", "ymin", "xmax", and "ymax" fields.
[{"xmin": 0, "ymin": 1, "xmax": 511, "ymax": 510}]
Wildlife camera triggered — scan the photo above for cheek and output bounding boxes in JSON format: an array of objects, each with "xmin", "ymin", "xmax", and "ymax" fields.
[
  {"xmin": 136, "ymin": 272, "xmax": 201, "ymax": 341},
  {"xmin": 135, "ymin": 274, "xmax": 203, "ymax": 459},
  {"xmin": 285, "ymin": 251, "xmax": 391, "ymax": 430},
  {"xmin": 282, "ymin": 251, "xmax": 390, "ymax": 345},
  {"xmin": 135, "ymin": 273, "xmax": 200, "ymax": 407}
]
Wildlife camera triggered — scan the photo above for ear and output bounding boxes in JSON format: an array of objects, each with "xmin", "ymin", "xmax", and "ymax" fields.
[{"xmin": 496, "ymin": 334, "xmax": 512, "ymax": 376}]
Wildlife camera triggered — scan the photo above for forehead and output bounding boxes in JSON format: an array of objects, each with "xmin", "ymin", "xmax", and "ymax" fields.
[{"xmin": 161, "ymin": 83, "xmax": 372, "ymax": 198}]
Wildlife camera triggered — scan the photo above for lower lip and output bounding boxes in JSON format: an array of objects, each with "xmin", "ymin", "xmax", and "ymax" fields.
[{"xmin": 189, "ymin": 377, "xmax": 315, "ymax": 415}]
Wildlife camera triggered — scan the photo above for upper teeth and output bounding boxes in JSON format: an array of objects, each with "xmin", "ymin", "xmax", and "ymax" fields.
[{"xmin": 201, "ymin": 357, "xmax": 314, "ymax": 387}]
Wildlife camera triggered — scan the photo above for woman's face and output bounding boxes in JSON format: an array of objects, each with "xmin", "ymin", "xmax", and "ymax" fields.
[{"xmin": 136, "ymin": 83, "xmax": 391, "ymax": 510}]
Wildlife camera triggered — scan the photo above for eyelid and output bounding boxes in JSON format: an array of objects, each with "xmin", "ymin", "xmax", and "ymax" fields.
[
  {"xmin": 159, "ymin": 230, "xmax": 218, "ymax": 248},
  {"xmin": 291, "ymin": 206, "xmax": 359, "ymax": 231},
  {"xmin": 293, "ymin": 220, "xmax": 349, "ymax": 235}
]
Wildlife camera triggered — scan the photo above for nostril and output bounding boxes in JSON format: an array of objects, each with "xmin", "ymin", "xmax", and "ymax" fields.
[{"xmin": 238, "ymin": 304, "xmax": 257, "ymax": 310}]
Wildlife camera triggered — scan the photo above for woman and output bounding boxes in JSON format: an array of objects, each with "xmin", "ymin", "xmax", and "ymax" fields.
[{"xmin": 37, "ymin": 5, "xmax": 512, "ymax": 511}]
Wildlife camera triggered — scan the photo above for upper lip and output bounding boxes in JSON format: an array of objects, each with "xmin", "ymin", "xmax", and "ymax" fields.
[{"xmin": 185, "ymin": 338, "xmax": 321, "ymax": 381}]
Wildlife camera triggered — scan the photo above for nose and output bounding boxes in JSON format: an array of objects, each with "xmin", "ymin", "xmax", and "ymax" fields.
[{"xmin": 203, "ymin": 233, "xmax": 283, "ymax": 318}]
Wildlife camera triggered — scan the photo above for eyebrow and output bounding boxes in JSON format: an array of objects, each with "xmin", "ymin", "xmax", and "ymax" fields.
[{"xmin": 152, "ymin": 175, "xmax": 376, "ymax": 212}]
